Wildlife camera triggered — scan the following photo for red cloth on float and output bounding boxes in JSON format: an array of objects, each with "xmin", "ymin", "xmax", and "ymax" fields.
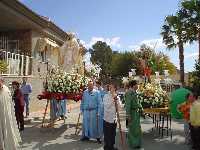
[
  {"xmin": 144, "ymin": 67, "xmax": 152, "ymax": 77},
  {"xmin": 37, "ymin": 91, "xmax": 82, "ymax": 102}
]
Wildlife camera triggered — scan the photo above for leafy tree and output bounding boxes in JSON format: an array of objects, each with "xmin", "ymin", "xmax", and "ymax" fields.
[
  {"xmin": 181, "ymin": 0, "xmax": 200, "ymax": 61},
  {"xmin": 110, "ymin": 52, "xmax": 141, "ymax": 78},
  {"xmin": 161, "ymin": 12, "xmax": 188, "ymax": 85},
  {"xmin": 110, "ymin": 45, "xmax": 176, "ymax": 83},
  {"xmin": 89, "ymin": 41, "xmax": 113, "ymax": 80},
  {"xmin": 192, "ymin": 60, "xmax": 200, "ymax": 95},
  {"xmin": 134, "ymin": 45, "xmax": 176, "ymax": 75}
]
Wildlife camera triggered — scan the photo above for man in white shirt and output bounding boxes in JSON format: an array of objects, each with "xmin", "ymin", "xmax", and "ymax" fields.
[{"xmin": 103, "ymin": 83, "xmax": 121, "ymax": 150}]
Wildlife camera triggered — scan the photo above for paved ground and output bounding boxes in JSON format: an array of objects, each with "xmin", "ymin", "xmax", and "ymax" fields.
[{"xmin": 20, "ymin": 106, "xmax": 189, "ymax": 150}]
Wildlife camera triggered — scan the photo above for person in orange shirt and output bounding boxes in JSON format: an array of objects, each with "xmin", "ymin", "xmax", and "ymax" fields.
[{"xmin": 179, "ymin": 93, "xmax": 196, "ymax": 145}]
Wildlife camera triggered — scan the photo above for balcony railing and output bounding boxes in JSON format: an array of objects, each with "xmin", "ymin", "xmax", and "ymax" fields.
[{"xmin": 0, "ymin": 49, "xmax": 32, "ymax": 76}]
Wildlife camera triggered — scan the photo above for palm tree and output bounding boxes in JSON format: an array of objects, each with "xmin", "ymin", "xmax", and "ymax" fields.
[
  {"xmin": 161, "ymin": 12, "xmax": 188, "ymax": 85},
  {"xmin": 181, "ymin": 0, "xmax": 200, "ymax": 61}
]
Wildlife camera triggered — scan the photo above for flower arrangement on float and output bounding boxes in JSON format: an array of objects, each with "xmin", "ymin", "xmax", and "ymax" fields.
[
  {"xmin": 137, "ymin": 82, "xmax": 169, "ymax": 108},
  {"xmin": 37, "ymin": 66, "xmax": 89, "ymax": 101},
  {"xmin": 85, "ymin": 63, "xmax": 101, "ymax": 78}
]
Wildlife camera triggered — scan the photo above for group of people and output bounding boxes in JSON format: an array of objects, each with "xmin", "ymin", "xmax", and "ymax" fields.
[
  {"xmin": 3, "ymin": 75, "xmax": 200, "ymax": 150},
  {"xmin": 0, "ymin": 76, "xmax": 32, "ymax": 150},
  {"xmin": 80, "ymin": 79, "xmax": 142, "ymax": 150},
  {"xmin": 179, "ymin": 92, "xmax": 200, "ymax": 150}
]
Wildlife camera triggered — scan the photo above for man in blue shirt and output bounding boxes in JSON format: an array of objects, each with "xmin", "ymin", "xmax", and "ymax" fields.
[
  {"xmin": 80, "ymin": 81, "xmax": 103, "ymax": 144},
  {"xmin": 20, "ymin": 77, "xmax": 32, "ymax": 117}
]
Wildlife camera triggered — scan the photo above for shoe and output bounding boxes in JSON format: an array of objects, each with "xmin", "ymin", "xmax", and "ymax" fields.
[
  {"xmin": 19, "ymin": 127, "xmax": 24, "ymax": 132},
  {"xmin": 26, "ymin": 112, "xmax": 29, "ymax": 117},
  {"xmin": 96, "ymin": 138, "xmax": 102, "ymax": 144},
  {"xmin": 61, "ymin": 115, "xmax": 67, "ymax": 119},
  {"xmin": 80, "ymin": 137, "xmax": 89, "ymax": 141},
  {"xmin": 133, "ymin": 146, "xmax": 141, "ymax": 149}
]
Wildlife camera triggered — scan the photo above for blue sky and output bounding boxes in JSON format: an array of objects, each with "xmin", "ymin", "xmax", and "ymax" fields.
[{"xmin": 21, "ymin": 0, "xmax": 198, "ymax": 72}]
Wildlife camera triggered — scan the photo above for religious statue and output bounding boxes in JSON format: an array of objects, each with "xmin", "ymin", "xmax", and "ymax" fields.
[
  {"xmin": 139, "ymin": 57, "xmax": 152, "ymax": 84},
  {"xmin": 59, "ymin": 33, "xmax": 83, "ymax": 73}
]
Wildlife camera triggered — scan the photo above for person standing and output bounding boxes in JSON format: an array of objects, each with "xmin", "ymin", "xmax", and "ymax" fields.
[
  {"xmin": 0, "ymin": 77, "xmax": 22, "ymax": 150},
  {"xmin": 12, "ymin": 81, "xmax": 25, "ymax": 131},
  {"xmin": 80, "ymin": 81, "xmax": 103, "ymax": 143},
  {"xmin": 103, "ymin": 83, "xmax": 121, "ymax": 150},
  {"xmin": 179, "ymin": 93, "xmax": 195, "ymax": 145},
  {"xmin": 190, "ymin": 96, "xmax": 200, "ymax": 150},
  {"xmin": 21, "ymin": 77, "xmax": 32, "ymax": 117},
  {"xmin": 95, "ymin": 80, "xmax": 106, "ymax": 141},
  {"xmin": 125, "ymin": 80, "xmax": 143, "ymax": 149},
  {"xmin": 58, "ymin": 99, "xmax": 67, "ymax": 119}
]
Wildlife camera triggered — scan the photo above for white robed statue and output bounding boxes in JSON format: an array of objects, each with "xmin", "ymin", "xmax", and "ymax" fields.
[
  {"xmin": 0, "ymin": 77, "xmax": 22, "ymax": 150},
  {"xmin": 59, "ymin": 33, "xmax": 80, "ymax": 72},
  {"xmin": 80, "ymin": 81, "xmax": 103, "ymax": 143}
]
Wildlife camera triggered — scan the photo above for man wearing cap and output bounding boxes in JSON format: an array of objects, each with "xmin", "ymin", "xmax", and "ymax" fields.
[
  {"xmin": 0, "ymin": 77, "xmax": 22, "ymax": 150},
  {"xmin": 12, "ymin": 81, "xmax": 25, "ymax": 131}
]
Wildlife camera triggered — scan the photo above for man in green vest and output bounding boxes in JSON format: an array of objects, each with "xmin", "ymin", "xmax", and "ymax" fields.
[{"xmin": 125, "ymin": 80, "xmax": 143, "ymax": 149}]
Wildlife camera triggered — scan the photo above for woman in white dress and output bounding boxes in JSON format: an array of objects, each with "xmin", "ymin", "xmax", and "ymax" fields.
[{"xmin": 0, "ymin": 77, "xmax": 22, "ymax": 150}]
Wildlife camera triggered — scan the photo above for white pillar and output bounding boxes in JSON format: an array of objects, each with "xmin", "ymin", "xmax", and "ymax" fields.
[
  {"xmin": 21, "ymin": 55, "xmax": 24, "ymax": 76},
  {"xmin": 11, "ymin": 53, "xmax": 15, "ymax": 74},
  {"xmin": 16, "ymin": 54, "xmax": 20, "ymax": 75},
  {"xmin": 25, "ymin": 56, "xmax": 29, "ymax": 76},
  {"xmin": 7, "ymin": 52, "xmax": 10, "ymax": 74}
]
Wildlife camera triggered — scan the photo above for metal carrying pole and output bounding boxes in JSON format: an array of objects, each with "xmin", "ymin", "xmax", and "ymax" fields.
[
  {"xmin": 114, "ymin": 98, "xmax": 124, "ymax": 147},
  {"xmin": 75, "ymin": 113, "xmax": 81, "ymax": 135}
]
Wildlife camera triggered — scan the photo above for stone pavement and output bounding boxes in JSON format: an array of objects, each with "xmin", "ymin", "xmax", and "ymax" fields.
[{"xmin": 21, "ymin": 108, "xmax": 189, "ymax": 150}]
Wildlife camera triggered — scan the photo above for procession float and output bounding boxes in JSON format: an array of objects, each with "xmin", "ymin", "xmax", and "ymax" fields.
[{"xmin": 122, "ymin": 54, "xmax": 173, "ymax": 138}]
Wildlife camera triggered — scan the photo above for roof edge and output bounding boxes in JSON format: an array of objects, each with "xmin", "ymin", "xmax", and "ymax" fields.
[{"xmin": 1, "ymin": 0, "xmax": 68, "ymax": 40}]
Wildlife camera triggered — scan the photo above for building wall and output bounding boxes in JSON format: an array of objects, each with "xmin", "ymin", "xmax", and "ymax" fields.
[
  {"xmin": 0, "ymin": 30, "xmax": 32, "ymax": 55},
  {"xmin": 31, "ymin": 30, "xmax": 43, "ymax": 59}
]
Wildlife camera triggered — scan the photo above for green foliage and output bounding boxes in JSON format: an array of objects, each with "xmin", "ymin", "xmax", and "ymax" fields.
[
  {"xmin": 161, "ymin": 10, "xmax": 189, "ymax": 85},
  {"xmin": 110, "ymin": 45, "xmax": 176, "ymax": 80},
  {"xmin": 90, "ymin": 41, "xmax": 113, "ymax": 79},
  {"xmin": 89, "ymin": 41, "xmax": 176, "ymax": 84},
  {"xmin": 191, "ymin": 60, "xmax": 200, "ymax": 95},
  {"xmin": 0, "ymin": 60, "xmax": 8, "ymax": 73},
  {"xmin": 110, "ymin": 51, "xmax": 141, "ymax": 78},
  {"xmin": 192, "ymin": 60, "xmax": 200, "ymax": 85},
  {"xmin": 181, "ymin": 0, "xmax": 200, "ymax": 60},
  {"xmin": 161, "ymin": 12, "xmax": 188, "ymax": 49}
]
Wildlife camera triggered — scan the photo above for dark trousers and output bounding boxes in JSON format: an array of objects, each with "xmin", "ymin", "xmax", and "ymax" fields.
[
  {"xmin": 24, "ymin": 94, "xmax": 30, "ymax": 116},
  {"xmin": 103, "ymin": 120, "xmax": 117, "ymax": 150},
  {"xmin": 190, "ymin": 124, "xmax": 200, "ymax": 150},
  {"xmin": 15, "ymin": 106, "xmax": 24, "ymax": 130}
]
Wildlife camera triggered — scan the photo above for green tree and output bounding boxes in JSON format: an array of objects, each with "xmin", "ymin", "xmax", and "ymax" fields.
[
  {"xmin": 89, "ymin": 41, "xmax": 113, "ymax": 80},
  {"xmin": 134, "ymin": 45, "xmax": 176, "ymax": 75},
  {"xmin": 181, "ymin": 0, "xmax": 200, "ymax": 61},
  {"xmin": 161, "ymin": 12, "xmax": 188, "ymax": 85},
  {"xmin": 110, "ymin": 52, "xmax": 141, "ymax": 79},
  {"xmin": 192, "ymin": 60, "xmax": 200, "ymax": 95},
  {"xmin": 110, "ymin": 45, "xmax": 176, "ymax": 84}
]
